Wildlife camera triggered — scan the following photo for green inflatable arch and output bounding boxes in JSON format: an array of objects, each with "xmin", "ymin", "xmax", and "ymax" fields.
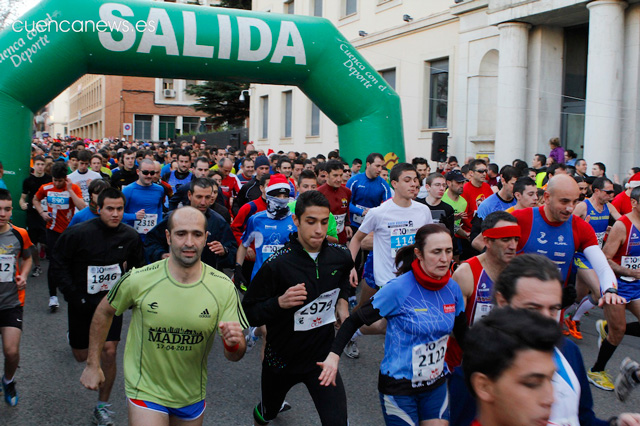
[{"xmin": 0, "ymin": 0, "xmax": 404, "ymax": 224}]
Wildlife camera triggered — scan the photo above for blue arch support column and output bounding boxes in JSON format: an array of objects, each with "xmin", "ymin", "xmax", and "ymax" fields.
[{"xmin": 0, "ymin": 0, "xmax": 404, "ymax": 225}]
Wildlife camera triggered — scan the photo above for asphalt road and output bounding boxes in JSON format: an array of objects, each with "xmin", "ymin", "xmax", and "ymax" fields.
[{"xmin": 1, "ymin": 259, "xmax": 638, "ymax": 425}]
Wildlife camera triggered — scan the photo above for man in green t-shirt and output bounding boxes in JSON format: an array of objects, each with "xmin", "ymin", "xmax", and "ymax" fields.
[
  {"xmin": 81, "ymin": 206, "xmax": 248, "ymax": 425},
  {"xmin": 288, "ymin": 170, "xmax": 339, "ymax": 243}
]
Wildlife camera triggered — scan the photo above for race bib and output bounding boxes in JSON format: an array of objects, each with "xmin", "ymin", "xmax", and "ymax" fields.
[
  {"xmin": 262, "ymin": 244, "xmax": 283, "ymax": 256},
  {"xmin": 595, "ymin": 231, "xmax": 605, "ymax": 247},
  {"xmin": 87, "ymin": 264, "xmax": 121, "ymax": 294},
  {"xmin": 0, "ymin": 255, "xmax": 16, "ymax": 282},
  {"xmin": 335, "ymin": 213, "xmax": 346, "ymax": 233},
  {"xmin": 473, "ymin": 302, "xmax": 493, "ymax": 324},
  {"xmin": 621, "ymin": 256, "xmax": 640, "ymax": 282},
  {"xmin": 134, "ymin": 214, "xmax": 158, "ymax": 234},
  {"xmin": 390, "ymin": 227, "xmax": 417, "ymax": 258},
  {"xmin": 411, "ymin": 335, "xmax": 449, "ymax": 387},
  {"xmin": 47, "ymin": 191, "xmax": 70, "ymax": 209},
  {"xmin": 352, "ymin": 205, "xmax": 367, "ymax": 224},
  {"xmin": 294, "ymin": 288, "xmax": 340, "ymax": 331}
]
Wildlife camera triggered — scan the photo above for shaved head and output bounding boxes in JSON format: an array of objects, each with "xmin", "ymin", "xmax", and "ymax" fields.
[
  {"xmin": 167, "ymin": 206, "xmax": 207, "ymax": 232},
  {"xmin": 544, "ymin": 174, "xmax": 581, "ymax": 222}
]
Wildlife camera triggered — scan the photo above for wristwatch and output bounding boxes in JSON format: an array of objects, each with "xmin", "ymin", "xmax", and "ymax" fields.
[{"xmin": 604, "ymin": 287, "xmax": 618, "ymax": 295}]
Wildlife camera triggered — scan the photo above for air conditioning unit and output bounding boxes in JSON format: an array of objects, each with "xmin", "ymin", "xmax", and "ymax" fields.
[{"xmin": 163, "ymin": 89, "xmax": 176, "ymax": 98}]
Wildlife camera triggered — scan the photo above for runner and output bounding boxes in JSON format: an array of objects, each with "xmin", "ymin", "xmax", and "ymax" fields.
[
  {"xmin": 51, "ymin": 187, "xmax": 145, "ymax": 425},
  {"xmin": 168, "ymin": 157, "xmax": 211, "ymax": 211},
  {"xmin": 319, "ymin": 224, "xmax": 467, "ymax": 425},
  {"xmin": 442, "ymin": 170, "xmax": 470, "ymax": 259},
  {"xmin": 237, "ymin": 157, "xmax": 255, "ymax": 186},
  {"xmin": 416, "ymin": 172, "xmax": 455, "ymax": 238},
  {"xmin": 512, "ymin": 174, "xmax": 623, "ymax": 305},
  {"xmin": 289, "ymin": 170, "xmax": 338, "ymax": 244},
  {"xmin": 80, "ymin": 206, "xmax": 248, "ymax": 426},
  {"xmin": 33, "ymin": 161, "xmax": 86, "ymax": 312},
  {"xmin": 161, "ymin": 149, "xmax": 193, "ymax": 198},
  {"xmin": 110, "ymin": 150, "xmax": 137, "ymax": 190},
  {"xmin": 19, "ymin": 155, "xmax": 51, "ymax": 278},
  {"xmin": 612, "ymin": 172, "xmax": 640, "ymax": 216},
  {"xmin": 68, "ymin": 150, "xmax": 102, "ymax": 208},
  {"xmin": 0, "ymin": 189, "xmax": 33, "ymax": 406},
  {"xmin": 122, "ymin": 159, "xmax": 165, "ymax": 241},
  {"xmin": 493, "ymin": 254, "xmax": 640, "ymax": 425},
  {"xmin": 505, "ymin": 176, "xmax": 537, "ymax": 213},
  {"xmin": 233, "ymin": 155, "xmax": 271, "ymax": 214},
  {"xmin": 346, "ymin": 153, "xmax": 392, "ymax": 232},
  {"xmin": 145, "ymin": 178, "xmax": 237, "ymax": 271},
  {"xmin": 242, "ymin": 191, "xmax": 353, "ymax": 425},
  {"xmin": 318, "ymin": 160, "xmax": 352, "ymax": 244},
  {"xmin": 589, "ymin": 185, "xmax": 640, "ymax": 391},
  {"xmin": 463, "ymin": 307, "xmax": 560, "ymax": 426},
  {"xmin": 218, "ymin": 157, "xmax": 241, "ymax": 213},
  {"xmin": 565, "ymin": 177, "xmax": 621, "ymax": 339},
  {"xmin": 235, "ymin": 174, "xmax": 296, "ymax": 284}
]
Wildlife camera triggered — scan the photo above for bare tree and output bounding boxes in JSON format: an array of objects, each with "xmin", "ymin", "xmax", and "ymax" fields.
[{"xmin": 0, "ymin": 0, "xmax": 22, "ymax": 30}]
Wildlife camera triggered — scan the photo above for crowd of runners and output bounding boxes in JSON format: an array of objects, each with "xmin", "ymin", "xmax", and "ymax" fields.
[{"xmin": 0, "ymin": 135, "xmax": 640, "ymax": 425}]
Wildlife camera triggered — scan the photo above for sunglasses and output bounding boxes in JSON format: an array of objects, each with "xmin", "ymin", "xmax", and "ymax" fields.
[
  {"xmin": 603, "ymin": 190, "xmax": 615, "ymax": 195},
  {"xmin": 140, "ymin": 170, "xmax": 157, "ymax": 176},
  {"xmin": 475, "ymin": 169, "xmax": 487, "ymax": 173}
]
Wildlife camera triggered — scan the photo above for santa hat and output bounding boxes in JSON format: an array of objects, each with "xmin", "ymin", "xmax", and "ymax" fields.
[
  {"xmin": 627, "ymin": 172, "xmax": 640, "ymax": 189},
  {"xmin": 267, "ymin": 174, "xmax": 291, "ymax": 196},
  {"xmin": 267, "ymin": 149, "xmax": 275, "ymax": 157}
]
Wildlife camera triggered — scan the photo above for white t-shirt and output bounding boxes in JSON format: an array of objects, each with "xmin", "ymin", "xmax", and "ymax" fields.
[
  {"xmin": 68, "ymin": 169, "xmax": 102, "ymax": 208},
  {"xmin": 359, "ymin": 199, "xmax": 433, "ymax": 287}
]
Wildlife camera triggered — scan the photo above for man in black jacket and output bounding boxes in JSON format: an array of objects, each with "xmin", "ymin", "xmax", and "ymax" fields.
[
  {"xmin": 242, "ymin": 191, "xmax": 353, "ymax": 426},
  {"xmin": 145, "ymin": 177, "xmax": 237, "ymax": 270},
  {"xmin": 50, "ymin": 187, "xmax": 145, "ymax": 426}
]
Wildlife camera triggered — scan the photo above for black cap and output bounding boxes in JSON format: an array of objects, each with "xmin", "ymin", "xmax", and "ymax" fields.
[{"xmin": 445, "ymin": 170, "xmax": 467, "ymax": 182}]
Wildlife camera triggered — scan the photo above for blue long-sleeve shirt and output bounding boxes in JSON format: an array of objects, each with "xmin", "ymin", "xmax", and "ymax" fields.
[
  {"xmin": 121, "ymin": 182, "xmax": 165, "ymax": 233},
  {"xmin": 345, "ymin": 173, "xmax": 392, "ymax": 228}
]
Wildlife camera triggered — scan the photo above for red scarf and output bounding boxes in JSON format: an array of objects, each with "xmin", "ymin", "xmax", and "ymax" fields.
[{"xmin": 411, "ymin": 258, "xmax": 451, "ymax": 291}]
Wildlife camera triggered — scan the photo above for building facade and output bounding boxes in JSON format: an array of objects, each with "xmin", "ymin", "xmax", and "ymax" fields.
[{"xmin": 249, "ymin": 0, "xmax": 640, "ymax": 174}]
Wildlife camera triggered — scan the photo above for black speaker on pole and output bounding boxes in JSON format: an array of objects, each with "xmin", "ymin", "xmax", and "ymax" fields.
[{"xmin": 431, "ymin": 132, "xmax": 449, "ymax": 163}]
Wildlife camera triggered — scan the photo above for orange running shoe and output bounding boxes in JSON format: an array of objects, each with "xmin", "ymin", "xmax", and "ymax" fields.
[{"xmin": 564, "ymin": 317, "xmax": 583, "ymax": 340}]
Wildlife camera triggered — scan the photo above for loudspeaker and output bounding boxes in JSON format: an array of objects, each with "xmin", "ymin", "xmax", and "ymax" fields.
[{"xmin": 431, "ymin": 132, "xmax": 449, "ymax": 163}]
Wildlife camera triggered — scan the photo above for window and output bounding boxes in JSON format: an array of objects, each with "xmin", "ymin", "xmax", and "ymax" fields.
[
  {"xmin": 428, "ymin": 59, "xmax": 449, "ymax": 129},
  {"xmin": 343, "ymin": 0, "xmax": 357, "ymax": 16},
  {"xmin": 185, "ymin": 80, "xmax": 197, "ymax": 89},
  {"xmin": 134, "ymin": 114, "xmax": 152, "ymax": 140},
  {"xmin": 283, "ymin": 91, "xmax": 293, "ymax": 138},
  {"xmin": 310, "ymin": 102, "xmax": 320, "ymax": 136},
  {"xmin": 379, "ymin": 68, "xmax": 396, "ymax": 90},
  {"xmin": 261, "ymin": 96, "xmax": 269, "ymax": 139},
  {"xmin": 162, "ymin": 79, "xmax": 174, "ymax": 90},
  {"xmin": 284, "ymin": 0, "xmax": 294, "ymax": 14},
  {"xmin": 159, "ymin": 116, "xmax": 176, "ymax": 140},
  {"xmin": 183, "ymin": 117, "xmax": 200, "ymax": 134},
  {"xmin": 312, "ymin": 0, "xmax": 322, "ymax": 16}
]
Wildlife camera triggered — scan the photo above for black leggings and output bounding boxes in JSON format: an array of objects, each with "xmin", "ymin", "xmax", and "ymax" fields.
[{"xmin": 260, "ymin": 365, "xmax": 348, "ymax": 426}]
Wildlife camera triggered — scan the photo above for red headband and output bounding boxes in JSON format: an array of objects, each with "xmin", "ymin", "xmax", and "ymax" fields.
[{"xmin": 483, "ymin": 225, "xmax": 521, "ymax": 239}]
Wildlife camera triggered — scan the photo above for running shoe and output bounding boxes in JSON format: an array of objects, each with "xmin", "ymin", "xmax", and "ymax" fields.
[
  {"xmin": 31, "ymin": 265, "xmax": 42, "ymax": 277},
  {"xmin": 615, "ymin": 357, "xmax": 640, "ymax": 402},
  {"xmin": 253, "ymin": 403, "xmax": 269, "ymax": 425},
  {"xmin": 92, "ymin": 404, "xmax": 115, "ymax": 426},
  {"xmin": 587, "ymin": 369, "xmax": 614, "ymax": 391},
  {"xmin": 596, "ymin": 319, "xmax": 608, "ymax": 348},
  {"xmin": 2, "ymin": 377, "xmax": 18, "ymax": 406},
  {"xmin": 245, "ymin": 327, "xmax": 260, "ymax": 352},
  {"xmin": 344, "ymin": 340, "xmax": 360, "ymax": 359},
  {"xmin": 49, "ymin": 296, "xmax": 59, "ymax": 313},
  {"xmin": 564, "ymin": 317, "xmax": 582, "ymax": 340}
]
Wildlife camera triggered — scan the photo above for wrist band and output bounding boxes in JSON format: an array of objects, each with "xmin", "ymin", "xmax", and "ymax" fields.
[{"xmin": 223, "ymin": 340, "xmax": 239, "ymax": 352}]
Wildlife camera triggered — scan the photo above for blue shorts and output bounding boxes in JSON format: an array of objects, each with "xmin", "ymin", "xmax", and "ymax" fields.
[
  {"xmin": 573, "ymin": 252, "xmax": 593, "ymax": 270},
  {"xmin": 363, "ymin": 251, "xmax": 376, "ymax": 289},
  {"xmin": 617, "ymin": 279, "xmax": 640, "ymax": 303},
  {"xmin": 128, "ymin": 398, "xmax": 206, "ymax": 420},
  {"xmin": 379, "ymin": 382, "xmax": 450, "ymax": 425}
]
